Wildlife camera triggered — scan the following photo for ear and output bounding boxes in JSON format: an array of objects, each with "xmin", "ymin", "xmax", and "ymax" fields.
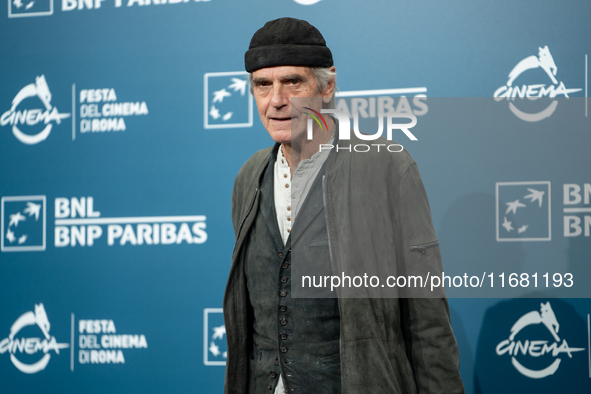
[{"xmin": 322, "ymin": 66, "xmax": 336, "ymax": 104}]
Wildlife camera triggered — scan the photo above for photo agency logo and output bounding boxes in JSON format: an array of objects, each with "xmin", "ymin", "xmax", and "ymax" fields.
[
  {"xmin": 8, "ymin": 0, "xmax": 53, "ymax": 17},
  {"xmin": 0, "ymin": 303, "xmax": 69, "ymax": 374},
  {"xmin": 1, "ymin": 196, "xmax": 46, "ymax": 252},
  {"xmin": 203, "ymin": 308, "xmax": 226, "ymax": 366},
  {"xmin": 297, "ymin": 88, "xmax": 428, "ymax": 153},
  {"xmin": 496, "ymin": 182, "xmax": 551, "ymax": 242},
  {"xmin": 203, "ymin": 72, "xmax": 252, "ymax": 129},
  {"xmin": 493, "ymin": 46, "xmax": 582, "ymax": 122},
  {"xmin": 294, "ymin": 98, "xmax": 418, "ymax": 153},
  {"xmin": 495, "ymin": 301, "xmax": 584, "ymax": 379},
  {"xmin": 1, "ymin": 76, "xmax": 70, "ymax": 144}
]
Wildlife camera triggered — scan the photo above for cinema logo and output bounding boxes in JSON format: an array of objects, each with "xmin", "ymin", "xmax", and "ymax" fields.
[
  {"xmin": 54, "ymin": 197, "xmax": 207, "ymax": 247},
  {"xmin": 495, "ymin": 302, "xmax": 584, "ymax": 378},
  {"xmin": 77, "ymin": 88, "xmax": 148, "ymax": 134},
  {"xmin": 493, "ymin": 46, "xmax": 582, "ymax": 122},
  {"xmin": 0, "ymin": 75, "xmax": 70, "ymax": 145},
  {"xmin": 0, "ymin": 303, "xmax": 69, "ymax": 374},
  {"xmin": 0, "ymin": 76, "xmax": 151, "ymax": 143},
  {"xmin": 77, "ymin": 319, "xmax": 147, "ymax": 365}
]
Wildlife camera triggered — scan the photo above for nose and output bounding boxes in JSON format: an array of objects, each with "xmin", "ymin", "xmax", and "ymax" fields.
[{"xmin": 270, "ymin": 83, "xmax": 289, "ymax": 109}]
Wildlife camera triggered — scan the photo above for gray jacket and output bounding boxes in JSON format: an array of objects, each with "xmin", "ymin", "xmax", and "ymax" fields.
[{"xmin": 224, "ymin": 134, "xmax": 465, "ymax": 394}]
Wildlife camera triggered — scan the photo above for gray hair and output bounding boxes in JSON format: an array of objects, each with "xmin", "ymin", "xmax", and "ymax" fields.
[
  {"xmin": 311, "ymin": 67, "xmax": 337, "ymax": 108},
  {"xmin": 248, "ymin": 67, "xmax": 337, "ymax": 108}
]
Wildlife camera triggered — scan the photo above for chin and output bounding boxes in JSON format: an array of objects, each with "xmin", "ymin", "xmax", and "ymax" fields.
[{"xmin": 268, "ymin": 130, "xmax": 292, "ymax": 145}]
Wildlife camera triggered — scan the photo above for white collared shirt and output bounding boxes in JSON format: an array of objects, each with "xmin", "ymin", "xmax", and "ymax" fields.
[
  {"xmin": 274, "ymin": 132, "xmax": 335, "ymax": 245},
  {"xmin": 272, "ymin": 129, "xmax": 335, "ymax": 394}
]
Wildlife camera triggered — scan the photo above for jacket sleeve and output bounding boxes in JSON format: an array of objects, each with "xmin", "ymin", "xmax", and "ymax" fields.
[
  {"xmin": 395, "ymin": 162, "xmax": 465, "ymax": 394},
  {"xmin": 230, "ymin": 147, "xmax": 273, "ymax": 239}
]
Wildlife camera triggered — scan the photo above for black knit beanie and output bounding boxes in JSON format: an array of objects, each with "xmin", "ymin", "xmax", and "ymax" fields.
[{"xmin": 245, "ymin": 17, "xmax": 333, "ymax": 73}]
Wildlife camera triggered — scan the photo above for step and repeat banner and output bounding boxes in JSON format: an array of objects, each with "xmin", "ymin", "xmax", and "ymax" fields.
[{"xmin": 1, "ymin": 0, "xmax": 590, "ymax": 393}]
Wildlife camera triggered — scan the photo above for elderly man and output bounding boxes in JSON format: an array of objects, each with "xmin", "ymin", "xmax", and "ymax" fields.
[{"xmin": 223, "ymin": 17, "xmax": 464, "ymax": 394}]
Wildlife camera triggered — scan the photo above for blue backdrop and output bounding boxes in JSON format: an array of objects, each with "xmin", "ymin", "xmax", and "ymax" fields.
[{"xmin": 1, "ymin": 0, "xmax": 590, "ymax": 392}]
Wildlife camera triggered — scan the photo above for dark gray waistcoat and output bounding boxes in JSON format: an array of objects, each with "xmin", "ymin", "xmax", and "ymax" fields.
[{"xmin": 244, "ymin": 153, "xmax": 341, "ymax": 393}]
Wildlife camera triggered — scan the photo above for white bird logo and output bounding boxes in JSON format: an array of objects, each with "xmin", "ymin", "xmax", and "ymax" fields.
[
  {"xmin": 9, "ymin": 212, "xmax": 26, "ymax": 227},
  {"xmin": 502, "ymin": 217, "xmax": 514, "ymax": 232},
  {"xmin": 212, "ymin": 325, "xmax": 225, "ymax": 340},
  {"xmin": 506, "ymin": 199, "xmax": 526, "ymax": 215},
  {"xmin": 209, "ymin": 106, "xmax": 221, "ymax": 120},
  {"xmin": 24, "ymin": 202, "xmax": 41, "ymax": 220},
  {"xmin": 212, "ymin": 89, "xmax": 231, "ymax": 103},
  {"xmin": 6, "ymin": 229, "xmax": 16, "ymax": 243},
  {"xmin": 524, "ymin": 188, "xmax": 544, "ymax": 208},
  {"xmin": 209, "ymin": 342, "xmax": 221, "ymax": 357},
  {"xmin": 228, "ymin": 78, "xmax": 248, "ymax": 96}
]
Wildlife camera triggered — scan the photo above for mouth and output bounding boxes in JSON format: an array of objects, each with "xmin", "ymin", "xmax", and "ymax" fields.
[{"xmin": 270, "ymin": 117, "xmax": 292, "ymax": 122}]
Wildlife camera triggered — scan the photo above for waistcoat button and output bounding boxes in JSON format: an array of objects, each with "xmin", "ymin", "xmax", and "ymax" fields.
[
  {"xmin": 280, "ymin": 346, "xmax": 288, "ymax": 353},
  {"xmin": 280, "ymin": 317, "xmax": 287, "ymax": 325}
]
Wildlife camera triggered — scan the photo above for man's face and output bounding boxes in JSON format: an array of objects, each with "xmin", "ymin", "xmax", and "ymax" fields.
[{"xmin": 251, "ymin": 66, "xmax": 333, "ymax": 144}]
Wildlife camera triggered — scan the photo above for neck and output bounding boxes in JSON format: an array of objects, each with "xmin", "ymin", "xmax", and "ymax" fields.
[{"xmin": 281, "ymin": 115, "xmax": 334, "ymax": 175}]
